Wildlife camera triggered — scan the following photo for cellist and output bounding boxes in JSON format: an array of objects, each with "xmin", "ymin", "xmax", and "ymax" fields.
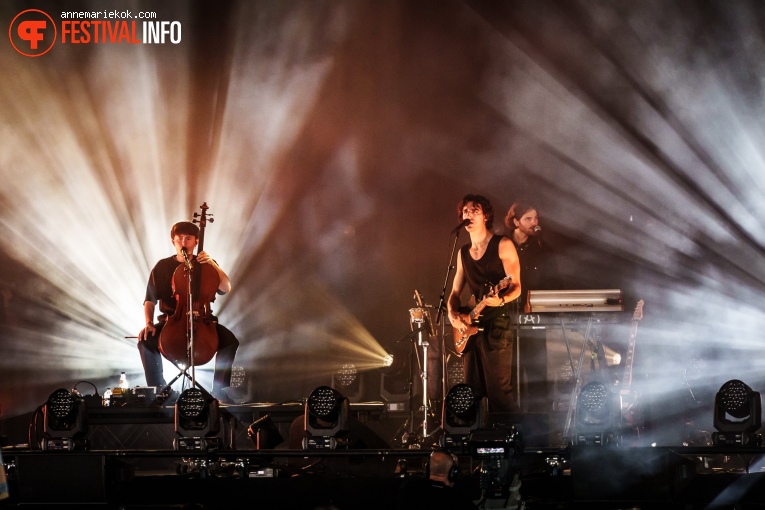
[{"xmin": 137, "ymin": 221, "xmax": 239, "ymax": 403}]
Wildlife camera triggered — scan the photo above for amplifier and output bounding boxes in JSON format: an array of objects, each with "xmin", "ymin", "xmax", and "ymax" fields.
[{"xmin": 512, "ymin": 312, "xmax": 622, "ymax": 327}]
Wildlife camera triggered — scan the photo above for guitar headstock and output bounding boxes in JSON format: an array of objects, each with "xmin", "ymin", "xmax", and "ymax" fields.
[{"xmin": 632, "ymin": 299, "xmax": 644, "ymax": 321}]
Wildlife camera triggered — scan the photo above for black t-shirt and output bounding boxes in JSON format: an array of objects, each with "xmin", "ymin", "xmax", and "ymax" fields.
[{"xmin": 513, "ymin": 235, "xmax": 559, "ymax": 307}]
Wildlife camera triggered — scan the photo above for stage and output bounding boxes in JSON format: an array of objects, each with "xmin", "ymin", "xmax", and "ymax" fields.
[{"xmin": 2, "ymin": 402, "xmax": 765, "ymax": 509}]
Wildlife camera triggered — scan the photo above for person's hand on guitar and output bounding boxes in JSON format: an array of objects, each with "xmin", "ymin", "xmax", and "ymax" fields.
[
  {"xmin": 450, "ymin": 279, "xmax": 513, "ymax": 354},
  {"xmin": 448, "ymin": 310, "xmax": 469, "ymax": 337},
  {"xmin": 484, "ymin": 294, "xmax": 506, "ymax": 308}
]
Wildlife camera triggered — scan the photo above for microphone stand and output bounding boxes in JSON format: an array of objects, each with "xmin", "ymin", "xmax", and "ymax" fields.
[
  {"xmin": 181, "ymin": 249, "xmax": 196, "ymax": 389},
  {"xmin": 394, "ymin": 325, "xmax": 426, "ymax": 448},
  {"xmin": 423, "ymin": 225, "xmax": 462, "ymax": 445},
  {"xmin": 188, "ymin": 263, "xmax": 196, "ymax": 388},
  {"xmin": 396, "ymin": 222, "xmax": 464, "ymax": 448},
  {"xmin": 435, "ymin": 228, "xmax": 463, "ymax": 327},
  {"xmin": 411, "ymin": 310, "xmax": 430, "ymax": 446}
]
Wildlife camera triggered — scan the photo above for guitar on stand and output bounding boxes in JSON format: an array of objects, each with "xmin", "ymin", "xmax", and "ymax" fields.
[
  {"xmin": 619, "ymin": 300, "xmax": 644, "ymax": 443},
  {"xmin": 528, "ymin": 289, "xmax": 625, "ymax": 443}
]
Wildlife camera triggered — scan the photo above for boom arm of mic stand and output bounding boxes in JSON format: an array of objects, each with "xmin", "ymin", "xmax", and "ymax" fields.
[
  {"xmin": 395, "ymin": 325, "xmax": 429, "ymax": 343},
  {"xmin": 436, "ymin": 230, "xmax": 462, "ymax": 325}
]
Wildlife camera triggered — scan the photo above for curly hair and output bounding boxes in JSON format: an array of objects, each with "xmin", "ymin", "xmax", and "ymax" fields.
[{"xmin": 457, "ymin": 194, "xmax": 494, "ymax": 230}]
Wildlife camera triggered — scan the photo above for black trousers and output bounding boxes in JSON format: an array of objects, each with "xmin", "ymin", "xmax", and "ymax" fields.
[{"xmin": 462, "ymin": 316, "xmax": 517, "ymax": 413}]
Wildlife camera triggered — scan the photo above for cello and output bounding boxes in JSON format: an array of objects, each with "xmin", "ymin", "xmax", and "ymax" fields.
[{"xmin": 159, "ymin": 202, "xmax": 220, "ymax": 367}]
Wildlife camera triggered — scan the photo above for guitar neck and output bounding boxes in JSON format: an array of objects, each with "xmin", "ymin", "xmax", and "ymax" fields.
[
  {"xmin": 621, "ymin": 323, "xmax": 637, "ymax": 388},
  {"xmin": 620, "ymin": 300, "xmax": 644, "ymax": 391},
  {"xmin": 469, "ymin": 278, "xmax": 511, "ymax": 321},
  {"xmin": 469, "ymin": 300, "xmax": 488, "ymax": 321}
]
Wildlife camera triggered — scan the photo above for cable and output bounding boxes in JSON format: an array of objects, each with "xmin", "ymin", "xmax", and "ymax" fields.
[{"xmin": 72, "ymin": 380, "xmax": 99, "ymax": 396}]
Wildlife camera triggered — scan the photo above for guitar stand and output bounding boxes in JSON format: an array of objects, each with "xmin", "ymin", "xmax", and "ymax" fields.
[
  {"xmin": 560, "ymin": 316, "xmax": 598, "ymax": 441},
  {"xmin": 401, "ymin": 306, "xmax": 442, "ymax": 448},
  {"xmin": 392, "ymin": 324, "xmax": 441, "ymax": 449}
]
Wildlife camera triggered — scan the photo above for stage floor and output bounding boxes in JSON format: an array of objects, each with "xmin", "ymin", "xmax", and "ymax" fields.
[
  {"xmin": 2, "ymin": 403, "xmax": 765, "ymax": 508},
  {"xmin": 4, "ymin": 445, "xmax": 765, "ymax": 509}
]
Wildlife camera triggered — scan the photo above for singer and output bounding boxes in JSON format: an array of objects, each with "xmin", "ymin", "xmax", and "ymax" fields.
[
  {"xmin": 505, "ymin": 200, "xmax": 560, "ymax": 412},
  {"xmin": 137, "ymin": 221, "xmax": 240, "ymax": 403},
  {"xmin": 505, "ymin": 201, "xmax": 561, "ymax": 308},
  {"xmin": 447, "ymin": 194, "xmax": 521, "ymax": 412}
]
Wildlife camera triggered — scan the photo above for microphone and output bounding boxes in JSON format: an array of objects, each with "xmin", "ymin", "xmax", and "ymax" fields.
[
  {"xmin": 451, "ymin": 218, "xmax": 471, "ymax": 234},
  {"xmin": 180, "ymin": 247, "xmax": 193, "ymax": 269},
  {"xmin": 533, "ymin": 225, "xmax": 542, "ymax": 233}
]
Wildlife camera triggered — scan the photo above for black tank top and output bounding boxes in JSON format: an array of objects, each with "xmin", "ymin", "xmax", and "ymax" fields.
[{"xmin": 460, "ymin": 234, "xmax": 507, "ymax": 300}]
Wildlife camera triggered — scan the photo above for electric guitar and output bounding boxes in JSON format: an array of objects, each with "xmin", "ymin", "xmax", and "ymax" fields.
[{"xmin": 453, "ymin": 277, "xmax": 514, "ymax": 354}]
